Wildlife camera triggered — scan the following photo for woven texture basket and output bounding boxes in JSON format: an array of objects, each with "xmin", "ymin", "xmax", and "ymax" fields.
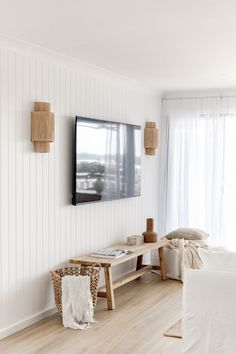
[{"xmin": 51, "ymin": 264, "xmax": 101, "ymax": 314}]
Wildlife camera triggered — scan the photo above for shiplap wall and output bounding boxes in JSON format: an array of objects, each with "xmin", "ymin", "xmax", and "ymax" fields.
[{"xmin": 0, "ymin": 38, "xmax": 160, "ymax": 338}]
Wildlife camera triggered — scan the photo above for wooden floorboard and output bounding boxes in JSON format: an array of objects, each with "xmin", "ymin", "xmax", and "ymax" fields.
[{"xmin": 0, "ymin": 273, "xmax": 182, "ymax": 354}]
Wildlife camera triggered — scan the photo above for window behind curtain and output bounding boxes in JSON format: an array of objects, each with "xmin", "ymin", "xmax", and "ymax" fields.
[{"xmin": 159, "ymin": 96, "xmax": 236, "ymax": 249}]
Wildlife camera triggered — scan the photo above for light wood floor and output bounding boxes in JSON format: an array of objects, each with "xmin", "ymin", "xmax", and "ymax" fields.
[{"xmin": 0, "ymin": 273, "xmax": 182, "ymax": 354}]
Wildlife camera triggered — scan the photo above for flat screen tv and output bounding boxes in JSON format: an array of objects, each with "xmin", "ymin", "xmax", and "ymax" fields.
[{"xmin": 72, "ymin": 116, "xmax": 141, "ymax": 205}]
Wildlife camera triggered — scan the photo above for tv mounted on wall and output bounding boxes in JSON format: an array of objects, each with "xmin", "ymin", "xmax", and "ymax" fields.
[{"xmin": 72, "ymin": 116, "xmax": 141, "ymax": 205}]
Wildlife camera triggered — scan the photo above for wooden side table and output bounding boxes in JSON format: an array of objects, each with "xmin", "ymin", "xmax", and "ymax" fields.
[{"xmin": 69, "ymin": 239, "xmax": 168, "ymax": 310}]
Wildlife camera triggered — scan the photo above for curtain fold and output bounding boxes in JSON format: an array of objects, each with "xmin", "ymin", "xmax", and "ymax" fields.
[
  {"xmin": 103, "ymin": 123, "xmax": 136, "ymax": 200},
  {"xmin": 159, "ymin": 96, "xmax": 236, "ymax": 249}
]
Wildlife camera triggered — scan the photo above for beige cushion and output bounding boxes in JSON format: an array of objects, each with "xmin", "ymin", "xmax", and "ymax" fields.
[{"xmin": 165, "ymin": 228, "xmax": 209, "ymax": 240}]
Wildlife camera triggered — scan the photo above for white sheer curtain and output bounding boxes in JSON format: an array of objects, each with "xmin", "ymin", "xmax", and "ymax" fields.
[{"xmin": 159, "ymin": 96, "xmax": 236, "ymax": 249}]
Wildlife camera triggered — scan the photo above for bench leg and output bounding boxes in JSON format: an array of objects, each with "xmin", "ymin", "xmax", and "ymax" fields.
[
  {"xmin": 104, "ymin": 267, "xmax": 115, "ymax": 310},
  {"xmin": 158, "ymin": 247, "xmax": 167, "ymax": 280},
  {"xmin": 136, "ymin": 255, "xmax": 143, "ymax": 270}
]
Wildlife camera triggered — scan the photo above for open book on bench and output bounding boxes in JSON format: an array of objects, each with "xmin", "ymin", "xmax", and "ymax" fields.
[{"xmin": 91, "ymin": 248, "xmax": 134, "ymax": 259}]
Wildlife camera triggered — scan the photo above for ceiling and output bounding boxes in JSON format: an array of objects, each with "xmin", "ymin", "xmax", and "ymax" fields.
[{"xmin": 1, "ymin": 0, "xmax": 236, "ymax": 92}]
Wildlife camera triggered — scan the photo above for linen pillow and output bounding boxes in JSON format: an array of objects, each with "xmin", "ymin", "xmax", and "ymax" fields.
[
  {"xmin": 199, "ymin": 248, "xmax": 236, "ymax": 272},
  {"xmin": 165, "ymin": 228, "xmax": 209, "ymax": 241}
]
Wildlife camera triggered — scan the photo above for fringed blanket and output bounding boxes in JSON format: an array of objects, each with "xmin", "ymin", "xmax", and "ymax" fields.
[
  {"xmin": 168, "ymin": 239, "xmax": 208, "ymax": 280},
  {"xmin": 62, "ymin": 275, "xmax": 95, "ymax": 330}
]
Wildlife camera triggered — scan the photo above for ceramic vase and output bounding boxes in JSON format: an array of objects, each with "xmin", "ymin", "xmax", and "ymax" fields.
[{"xmin": 142, "ymin": 218, "xmax": 157, "ymax": 243}]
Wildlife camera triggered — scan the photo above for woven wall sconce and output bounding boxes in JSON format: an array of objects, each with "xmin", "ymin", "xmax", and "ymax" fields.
[
  {"xmin": 31, "ymin": 102, "xmax": 55, "ymax": 153},
  {"xmin": 144, "ymin": 122, "xmax": 158, "ymax": 155}
]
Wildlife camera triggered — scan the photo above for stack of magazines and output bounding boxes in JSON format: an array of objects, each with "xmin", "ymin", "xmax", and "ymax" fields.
[{"xmin": 91, "ymin": 248, "xmax": 134, "ymax": 259}]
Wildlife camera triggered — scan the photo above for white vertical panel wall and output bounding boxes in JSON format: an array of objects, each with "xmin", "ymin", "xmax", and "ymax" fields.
[{"xmin": 0, "ymin": 38, "xmax": 160, "ymax": 338}]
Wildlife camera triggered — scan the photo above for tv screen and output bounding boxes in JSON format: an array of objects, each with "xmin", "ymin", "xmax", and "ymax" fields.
[{"xmin": 72, "ymin": 116, "xmax": 141, "ymax": 205}]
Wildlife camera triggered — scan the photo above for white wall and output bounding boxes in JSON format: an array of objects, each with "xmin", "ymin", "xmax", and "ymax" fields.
[{"xmin": 0, "ymin": 37, "xmax": 161, "ymax": 338}]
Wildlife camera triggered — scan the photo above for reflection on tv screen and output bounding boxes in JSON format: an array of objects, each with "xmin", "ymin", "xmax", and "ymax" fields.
[{"xmin": 74, "ymin": 117, "xmax": 141, "ymax": 204}]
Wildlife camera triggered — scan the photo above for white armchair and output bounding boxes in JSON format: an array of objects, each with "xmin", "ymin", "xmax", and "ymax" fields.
[{"xmin": 183, "ymin": 268, "xmax": 236, "ymax": 354}]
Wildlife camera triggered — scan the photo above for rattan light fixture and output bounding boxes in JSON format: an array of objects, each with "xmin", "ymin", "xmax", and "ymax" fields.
[
  {"xmin": 144, "ymin": 122, "xmax": 158, "ymax": 155},
  {"xmin": 31, "ymin": 102, "xmax": 55, "ymax": 153}
]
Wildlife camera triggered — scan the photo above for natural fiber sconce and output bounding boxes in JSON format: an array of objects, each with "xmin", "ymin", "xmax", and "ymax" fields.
[
  {"xmin": 144, "ymin": 122, "xmax": 158, "ymax": 155},
  {"xmin": 31, "ymin": 102, "xmax": 55, "ymax": 153}
]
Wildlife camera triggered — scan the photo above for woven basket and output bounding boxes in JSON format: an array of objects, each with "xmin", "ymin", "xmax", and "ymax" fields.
[{"xmin": 51, "ymin": 264, "xmax": 101, "ymax": 314}]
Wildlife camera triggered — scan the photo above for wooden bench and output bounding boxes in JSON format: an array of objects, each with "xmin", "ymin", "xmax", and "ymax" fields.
[{"xmin": 69, "ymin": 239, "xmax": 168, "ymax": 310}]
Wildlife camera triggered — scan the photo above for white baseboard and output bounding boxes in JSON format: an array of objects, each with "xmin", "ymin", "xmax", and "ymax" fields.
[{"xmin": 0, "ymin": 306, "xmax": 57, "ymax": 340}]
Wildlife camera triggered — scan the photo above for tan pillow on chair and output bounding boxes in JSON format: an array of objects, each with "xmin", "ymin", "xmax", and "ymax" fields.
[{"xmin": 165, "ymin": 228, "xmax": 209, "ymax": 240}]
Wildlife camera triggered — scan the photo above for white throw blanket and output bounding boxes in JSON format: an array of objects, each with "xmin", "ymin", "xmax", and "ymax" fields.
[
  {"xmin": 62, "ymin": 275, "xmax": 95, "ymax": 329},
  {"xmin": 168, "ymin": 239, "xmax": 208, "ymax": 281}
]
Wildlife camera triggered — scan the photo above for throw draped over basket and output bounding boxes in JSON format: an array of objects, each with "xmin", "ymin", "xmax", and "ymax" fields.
[{"xmin": 51, "ymin": 264, "xmax": 101, "ymax": 313}]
